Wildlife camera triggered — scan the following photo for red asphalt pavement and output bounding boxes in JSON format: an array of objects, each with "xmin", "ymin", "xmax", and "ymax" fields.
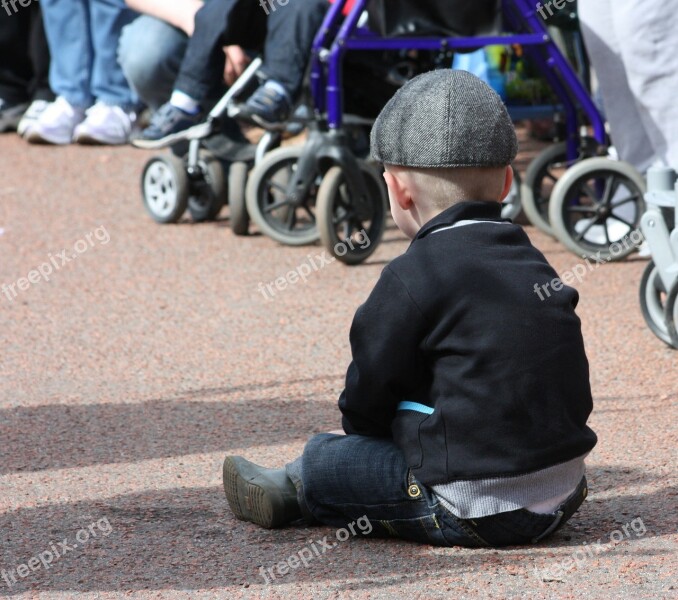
[{"xmin": 0, "ymin": 132, "xmax": 676, "ymax": 599}]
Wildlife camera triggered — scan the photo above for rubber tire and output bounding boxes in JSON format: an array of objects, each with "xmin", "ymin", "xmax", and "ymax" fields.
[
  {"xmin": 141, "ymin": 154, "xmax": 189, "ymax": 224},
  {"xmin": 187, "ymin": 150, "xmax": 226, "ymax": 222},
  {"xmin": 639, "ymin": 261, "xmax": 673, "ymax": 347},
  {"xmin": 522, "ymin": 139, "xmax": 600, "ymax": 236},
  {"xmin": 246, "ymin": 145, "xmax": 320, "ymax": 246},
  {"xmin": 548, "ymin": 158, "xmax": 645, "ymax": 261},
  {"xmin": 316, "ymin": 164, "xmax": 387, "ymax": 265},
  {"xmin": 665, "ymin": 279, "xmax": 678, "ymax": 349},
  {"xmin": 229, "ymin": 161, "xmax": 250, "ymax": 236},
  {"xmin": 501, "ymin": 166, "xmax": 522, "ymax": 221},
  {"xmin": 522, "ymin": 142, "xmax": 568, "ymax": 236}
]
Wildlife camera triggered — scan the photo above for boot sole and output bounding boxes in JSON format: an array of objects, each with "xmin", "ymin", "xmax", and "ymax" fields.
[{"xmin": 222, "ymin": 456, "xmax": 275, "ymax": 528}]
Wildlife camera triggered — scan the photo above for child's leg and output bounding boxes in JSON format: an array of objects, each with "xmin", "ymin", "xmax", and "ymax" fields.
[
  {"xmin": 173, "ymin": 0, "xmax": 267, "ymax": 105},
  {"xmin": 285, "ymin": 433, "xmax": 486, "ymax": 547},
  {"xmin": 262, "ymin": 0, "xmax": 328, "ymax": 100}
]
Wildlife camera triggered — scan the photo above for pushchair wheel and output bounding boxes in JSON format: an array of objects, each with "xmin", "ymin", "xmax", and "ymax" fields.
[
  {"xmin": 246, "ymin": 146, "xmax": 320, "ymax": 246},
  {"xmin": 316, "ymin": 163, "xmax": 387, "ymax": 265},
  {"xmin": 187, "ymin": 151, "xmax": 226, "ymax": 222},
  {"xmin": 229, "ymin": 161, "xmax": 250, "ymax": 236},
  {"xmin": 548, "ymin": 158, "xmax": 645, "ymax": 261},
  {"xmin": 665, "ymin": 280, "xmax": 678, "ymax": 349},
  {"xmin": 639, "ymin": 261, "xmax": 674, "ymax": 347},
  {"xmin": 501, "ymin": 166, "xmax": 522, "ymax": 221},
  {"xmin": 141, "ymin": 154, "xmax": 189, "ymax": 224},
  {"xmin": 522, "ymin": 139, "xmax": 599, "ymax": 236}
]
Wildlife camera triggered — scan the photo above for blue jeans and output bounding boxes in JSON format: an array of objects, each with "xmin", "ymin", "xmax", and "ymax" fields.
[
  {"xmin": 118, "ymin": 16, "xmax": 187, "ymax": 110},
  {"xmin": 40, "ymin": 0, "xmax": 137, "ymax": 108},
  {"xmin": 286, "ymin": 434, "xmax": 588, "ymax": 547}
]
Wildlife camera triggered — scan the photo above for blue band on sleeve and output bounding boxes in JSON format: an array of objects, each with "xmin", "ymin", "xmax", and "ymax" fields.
[{"xmin": 397, "ymin": 401, "xmax": 434, "ymax": 415}]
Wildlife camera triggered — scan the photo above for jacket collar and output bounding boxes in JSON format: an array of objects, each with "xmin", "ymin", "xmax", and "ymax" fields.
[{"xmin": 415, "ymin": 201, "xmax": 505, "ymax": 240}]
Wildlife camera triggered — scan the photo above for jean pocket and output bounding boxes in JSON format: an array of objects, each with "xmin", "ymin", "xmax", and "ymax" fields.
[{"xmin": 374, "ymin": 514, "xmax": 445, "ymax": 545}]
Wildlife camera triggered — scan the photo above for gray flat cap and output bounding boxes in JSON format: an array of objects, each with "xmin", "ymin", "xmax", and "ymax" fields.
[{"xmin": 370, "ymin": 69, "xmax": 518, "ymax": 168}]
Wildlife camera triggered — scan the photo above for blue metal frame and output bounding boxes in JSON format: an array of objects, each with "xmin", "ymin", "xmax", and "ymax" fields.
[{"xmin": 310, "ymin": 0, "xmax": 606, "ymax": 161}]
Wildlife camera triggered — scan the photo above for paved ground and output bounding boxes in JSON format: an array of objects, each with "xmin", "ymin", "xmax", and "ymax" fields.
[{"xmin": 0, "ymin": 132, "xmax": 676, "ymax": 600}]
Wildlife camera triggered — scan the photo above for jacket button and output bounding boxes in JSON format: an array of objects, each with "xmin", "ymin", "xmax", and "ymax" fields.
[{"xmin": 408, "ymin": 484, "xmax": 422, "ymax": 498}]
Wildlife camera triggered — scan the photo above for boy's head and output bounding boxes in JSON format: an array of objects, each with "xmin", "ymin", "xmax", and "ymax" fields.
[{"xmin": 370, "ymin": 69, "xmax": 518, "ymax": 238}]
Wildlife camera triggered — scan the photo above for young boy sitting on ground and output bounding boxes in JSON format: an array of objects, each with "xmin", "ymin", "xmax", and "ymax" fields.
[{"xmin": 222, "ymin": 70, "xmax": 597, "ymax": 547}]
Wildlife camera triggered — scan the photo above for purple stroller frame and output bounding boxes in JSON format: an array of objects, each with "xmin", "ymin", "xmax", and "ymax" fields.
[{"xmin": 309, "ymin": 0, "xmax": 606, "ymax": 162}]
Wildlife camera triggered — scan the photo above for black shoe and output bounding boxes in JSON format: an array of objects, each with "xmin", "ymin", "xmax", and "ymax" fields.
[
  {"xmin": 0, "ymin": 99, "xmax": 30, "ymax": 133},
  {"xmin": 132, "ymin": 102, "xmax": 202, "ymax": 149},
  {"xmin": 223, "ymin": 456, "xmax": 301, "ymax": 528},
  {"xmin": 236, "ymin": 82, "xmax": 291, "ymax": 129}
]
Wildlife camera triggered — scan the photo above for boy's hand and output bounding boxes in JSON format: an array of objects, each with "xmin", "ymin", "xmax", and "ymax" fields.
[{"xmin": 223, "ymin": 46, "xmax": 250, "ymax": 86}]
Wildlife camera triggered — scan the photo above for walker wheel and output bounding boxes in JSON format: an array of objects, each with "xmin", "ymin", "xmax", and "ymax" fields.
[
  {"xmin": 245, "ymin": 145, "xmax": 320, "ymax": 246},
  {"xmin": 549, "ymin": 158, "xmax": 645, "ymax": 261},
  {"xmin": 141, "ymin": 154, "xmax": 189, "ymax": 224},
  {"xmin": 229, "ymin": 161, "xmax": 250, "ymax": 235},
  {"xmin": 316, "ymin": 163, "xmax": 387, "ymax": 265},
  {"xmin": 664, "ymin": 279, "xmax": 678, "ymax": 349},
  {"xmin": 187, "ymin": 151, "xmax": 226, "ymax": 222},
  {"xmin": 501, "ymin": 165, "xmax": 522, "ymax": 221},
  {"xmin": 639, "ymin": 261, "xmax": 674, "ymax": 347}
]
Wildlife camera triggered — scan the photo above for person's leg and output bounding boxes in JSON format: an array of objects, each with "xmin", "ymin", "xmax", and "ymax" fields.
[
  {"xmin": 0, "ymin": 7, "xmax": 32, "ymax": 130},
  {"xmin": 16, "ymin": 4, "xmax": 55, "ymax": 136},
  {"xmin": 40, "ymin": 0, "xmax": 93, "ymax": 108},
  {"xmin": 578, "ymin": 0, "xmax": 656, "ymax": 172},
  {"xmin": 26, "ymin": 0, "xmax": 90, "ymax": 142},
  {"xmin": 261, "ymin": 0, "xmax": 328, "ymax": 99},
  {"xmin": 614, "ymin": 0, "xmax": 678, "ymax": 170},
  {"xmin": 88, "ymin": 0, "xmax": 137, "ymax": 108},
  {"xmin": 173, "ymin": 0, "xmax": 267, "ymax": 103},
  {"xmin": 236, "ymin": 0, "xmax": 327, "ymax": 127},
  {"xmin": 285, "ymin": 434, "xmax": 483, "ymax": 546},
  {"xmin": 118, "ymin": 15, "xmax": 188, "ymax": 110},
  {"xmin": 27, "ymin": 4, "xmax": 53, "ymax": 102}
]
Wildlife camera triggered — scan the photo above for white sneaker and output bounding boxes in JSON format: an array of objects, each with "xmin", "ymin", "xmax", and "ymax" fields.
[
  {"xmin": 73, "ymin": 103, "xmax": 135, "ymax": 145},
  {"xmin": 25, "ymin": 97, "xmax": 85, "ymax": 145},
  {"xmin": 17, "ymin": 99, "xmax": 50, "ymax": 137}
]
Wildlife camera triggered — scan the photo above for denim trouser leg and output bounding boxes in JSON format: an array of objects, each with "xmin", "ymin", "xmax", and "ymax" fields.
[
  {"xmin": 118, "ymin": 16, "xmax": 187, "ymax": 110},
  {"xmin": 88, "ymin": 0, "xmax": 137, "ymax": 107},
  {"xmin": 262, "ymin": 0, "xmax": 328, "ymax": 99},
  {"xmin": 40, "ymin": 0, "xmax": 94, "ymax": 107},
  {"xmin": 174, "ymin": 0, "xmax": 267, "ymax": 102},
  {"xmin": 287, "ymin": 434, "xmax": 588, "ymax": 548}
]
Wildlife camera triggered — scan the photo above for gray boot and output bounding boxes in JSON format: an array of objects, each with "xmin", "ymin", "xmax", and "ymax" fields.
[{"xmin": 223, "ymin": 456, "xmax": 302, "ymax": 528}]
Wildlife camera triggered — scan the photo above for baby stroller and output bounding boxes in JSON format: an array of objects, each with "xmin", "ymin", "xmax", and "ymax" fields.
[
  {"xmin": 638, "ymin": 166, "xmax": 678, "ymax": 349},
  {"xmin": 243, "ymin": 0, "xmax": 608, "ymax": 264}
]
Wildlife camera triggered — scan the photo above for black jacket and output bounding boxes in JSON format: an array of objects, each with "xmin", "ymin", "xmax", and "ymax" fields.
[{"xmin": 339, "ymin": 201, "xmax": 597, "ymax": 485}]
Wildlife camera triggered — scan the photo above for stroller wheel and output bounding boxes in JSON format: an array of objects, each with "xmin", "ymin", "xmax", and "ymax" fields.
[
  {"xmin": 187, "ymin": 150, "xmax": 226, "ymax": 222},
  {"xmin": 501, "ymin": 165, "xmax": 522, "ymax": 221},
  {"xmin": 665, "ymin": 280, "xmax": 678, "ymax": 349},
  {"xmin": 316, "ymin": 163, "xmax": 387, "ymax": 265},
  {"xmin": 141, "ymin": 154, "xmax": 189, "ymax": 224},
  {"xmin": 522, "ymin": 139, "xmax": 599, "ymax": 236},
  {"xmin": 549, "ymin": 158, "xmax": 645, "ymax": 261},
  {"xmin": 246, "ymin": 146, "xmax": 320, "ymax": 246},
  {"xmin": 639, "ymin": 261, "xmax": 674, "ymax": 347},
  {"xmin": 229, "ymin": 161, "xmax": 250, "ymax": 236}
]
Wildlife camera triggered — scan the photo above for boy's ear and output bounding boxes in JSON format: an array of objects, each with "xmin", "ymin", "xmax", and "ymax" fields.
[
  {"xmin": 499, "ymin": 165, "xmax": 514, "ymax": 202},
  {"xmin": 383, "ymin": 170, "xmax": 414, "ymax": 210}
]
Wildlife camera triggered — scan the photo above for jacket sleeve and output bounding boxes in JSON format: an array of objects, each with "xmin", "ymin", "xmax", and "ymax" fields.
[{"xmin": 339, "ymin": 266, "xmax": 428, "ymax": 437}]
